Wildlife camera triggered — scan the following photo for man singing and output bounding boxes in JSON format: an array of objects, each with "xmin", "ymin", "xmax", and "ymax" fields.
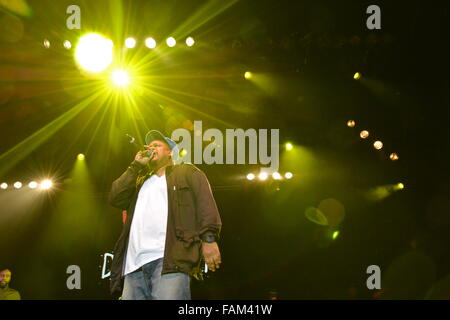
[{"xmin": 109, "ymin": 130, "xmax": 222, "ymax": 300}]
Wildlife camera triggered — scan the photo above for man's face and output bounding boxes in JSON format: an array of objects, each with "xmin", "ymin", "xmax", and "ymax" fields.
[
  {"xmin": 0, "ymin": 270, "xmax": 11, "ymax": 288},
  {"xmin": 146, "ymin": 140, "xmax": 172, "ymax": 165}
]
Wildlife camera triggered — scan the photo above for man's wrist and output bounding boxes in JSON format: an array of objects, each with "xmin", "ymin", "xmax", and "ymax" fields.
[{"xmin": 201, "ymin": 234, "xmax": 217, "ymax": 243}]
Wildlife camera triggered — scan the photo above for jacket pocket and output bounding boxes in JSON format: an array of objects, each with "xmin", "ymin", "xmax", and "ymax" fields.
[
  {"xmin": 172, "ymin": 228, "xmax": 201, "ymax": 266},
  {"xmin": 176, "ymin": 180, "xmax": 192, "ymax": 206}
]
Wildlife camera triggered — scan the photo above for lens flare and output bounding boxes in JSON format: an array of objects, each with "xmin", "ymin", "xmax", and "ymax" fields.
[{"xmin": 75, "ymin": 33, "xmax": 113, "ymax": 72}]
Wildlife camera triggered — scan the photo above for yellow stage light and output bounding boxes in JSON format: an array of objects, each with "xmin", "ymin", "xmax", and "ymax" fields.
[
  {"xmin": 285, "ymin": 142, "xmax": 293, "ymax": 151},
  {"xmin": 374, "ymin": 140, "xmax": 383, "ymax": 150},
  {"xmin": 111, "ymin": 69, "xmax": 130, "ymax": 87},
  {"xmin": 75, "ymin": 33, "xmax": 113, "ymax": 72},
  {"xmin": 258, "ymin": 172, "xmax": 268, "ymax": 181},
  {"xmin": 285, "ymin": 172, "xmax": 293, "ymax": 179},
  {"xmin": 77, "ymin": 153, "xmax": 85, "ymax": 160},
  {"xmin": 180, "ymin": 149, "xmax": 188, "ymax": 157},
  {"xmin": 272, "ymin": 172, "xmax": 282, "ymax": 180},
  {"xmin": 347, "ymin": 120, "xmax": 356, "ymax": 128},
  {"xmin": 332, "ymin": 231, "xmax": 340, "ymax": 240},
  {"xmin": 246, "ymin": 173, "xmax": 255, "ymax": 181},
  {"xmin": 396, "ymin": 183, "xmax": 404, "ymax": 190},
  {"xmin": 125, "ymin": 37, "xmax": 136, "ymax": 48},
  {"xmin": 14, "ymin": 182, "xmax": 22, "ymax": 189},
  {"xmin": 354, "ymin": 72, "xmax": 361, "ymax": 80},
  {"xmin": 244, "ymin": 71, "xmax": 252, "ymax": 79},
  {"xmin": 40, "ymin": 179, "xmax": 53, "ymax": 190},
  {"xmin": 43, "ymin": 39, "xmax": 50, "ymax": 48},
  {"xmin": 1, "ymin": 183, "xmax": 8, "ymax": 189},
  {"xmin": 28, "ymin": 181, "xmax": 38, "ymax": 189},
  {"xmin": 145, "ymin": 37, "xmax": 156, "ymax": 49},
  {"xmin": 360, "ymin": 130, "xmax": 369, "ymax": 139},
  {"xmin": 166, "ymin": 37, "xmax": 176, "ymax": 47},
  {"xmin": 390, "ymin": 153, "xmax": 399, "ymax": 161},
  {"xmin": 63, "ymin": 40, "xmax": 72, "ymax": 50},
  {"xmin": 186, "ymin": 37, "xmax": 195, "ymax": 47}
]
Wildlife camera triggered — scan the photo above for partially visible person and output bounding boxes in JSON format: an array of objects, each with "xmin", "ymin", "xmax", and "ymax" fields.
[{"xmin": 0, "ymin": 268, "xmax": 21, "ymax": 300}]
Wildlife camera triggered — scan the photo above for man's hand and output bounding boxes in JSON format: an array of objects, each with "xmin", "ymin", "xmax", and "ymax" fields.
[
  {"xmin": 134, "ymin": 150, "xmax": 152, "ymax": 165},
  {"xmin": 202, "ymin": 242, "xmax": 221, "ymax": 272}
]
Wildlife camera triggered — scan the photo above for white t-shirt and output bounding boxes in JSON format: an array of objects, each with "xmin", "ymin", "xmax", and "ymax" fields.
[{"xmin": 124, "ymin": 174, "xmax": 168, "ymax": 275}]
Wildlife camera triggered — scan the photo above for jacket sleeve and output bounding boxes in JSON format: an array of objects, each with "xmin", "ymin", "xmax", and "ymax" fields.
[
  {"xmin": 109, "ymin": 161, "xmax": 144, "ymax": 210},
  {"xmin": 188, "ymin": 166, "xmax": 222, "ymax": 240}
]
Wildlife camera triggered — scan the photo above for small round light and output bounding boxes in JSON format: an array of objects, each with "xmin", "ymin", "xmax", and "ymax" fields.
[
  {"xmin": 166, "ymin": 37, "xmax": 176, "ymax": 47},
  {"xmin": 258, "ymin": 172, "xmax": 268, "ymax": 181},
  {"xmin": 347, "ymin": 120, "xmax": 356, "ymax": 128},
  {"xmin": 390, "ymin": 153, "xmax": 399, "ymax": 161},
  {"xmin": 28, "ymin": 181, "xmax": 38, "ymax": 189},
  {"xmin": 244, "ymin": 71, "xmax": 252, "ymax": 79},
  {"xmin": 1, "ymin": 183, "xmax": 8, "ymax": 189},
  {"xmin": 180, "ymin": 149, "xmax": 188, "ymax": 157},
  {"xmin": 360, "ymin": 130, "xmax": 369, "ymax": 139},
  {"xmin": 354, "ymin": 72, "xmax": 361, "ymax": 80},
  {"xmin": 77, "ymin": 153, "xmax": 85, "ymax": 160},
  {"xmin": 14, "ymin": 182, "xmax": 22, "ymax": 189},
  {"xmin": 63, "ymin": 40, "xmax": 72, "ymax": 49},
  {"xmin": 40, "ymin": 179, "xmax": 53, "ymax": 190},
  {"xmin": 43, "ymin": 39, "xmax": 50, "ymax": 48},
  {"xmin": 111, "ymin": 69, "xmax": 130, "ymax": 87},
  {"xmin": 397, "ymin": 183, "xmax": 404, "ymax": 190},
  {"xmin": 186, "ymin": 37, "xmax": 195, "ymax": 47},
  {"xmin": 145, "ymin": 37, "xmax": 156, "ymax": 49},
  {"xmin": 246, "ymin": 173, "xmax": 255, "ymax": 181},
  {"xmin": 272, "ymin": 172, "xmax": 282, "ymax": 180},
  {"xmin": 373, "ymin": 140, "xmax": 383, "ymax": 150},
  {"xmin": 285, "ymin": 143, "xmax": 293, "ymax": 151},
  {"xmin": 125, "ymin": 37, "xmax": 136, "ymax": 48},
  {"xmin": 285, "ymin": 172, "xmax": 293, "ymax": 179}
]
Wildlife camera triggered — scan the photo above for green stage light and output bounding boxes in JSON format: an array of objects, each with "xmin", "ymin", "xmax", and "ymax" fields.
[{"xmin": 75, "ymin": 33, "xmax": 113, "ymax": 72}]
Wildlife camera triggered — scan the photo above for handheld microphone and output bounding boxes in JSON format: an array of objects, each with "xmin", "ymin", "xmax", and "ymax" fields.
[{"xmin": 126, "ymin": 134, "xmax": 152, "ymax": 157}]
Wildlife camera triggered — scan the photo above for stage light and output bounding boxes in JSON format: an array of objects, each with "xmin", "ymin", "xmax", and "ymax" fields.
[
  {"xmin": 75, "ymin": 33, "xmax": 113, "ymax": 72},
  {"xmin": 347, "ymin": 120, "xmax": 356, "ymax": 128},
  {"xmin": 360, "ymin": 130, "xmax": 369, "ymax": 139},
  {"xmin": 272, "ymin": 172, "xmax": 282, "ymax": 180},
  {"xmin": 396, "ymin": 183, "xmax": 404, "ymax": 190},
  {"xmin": 28, "ymin": 181, "xmax": 38, "ymax": 189},
  {"xmin": 125, "ymin": 37, "xmax": 136, "ymax": 48},
  {"xmin": 166, "ymin": 37, "xmax": 176, "ymax": 47},
  {"xmin": 390, "ymin": 153, "xmax": 399, "ymax": 161},
  {"xmin": 180, "ymin": 149, "xmax": 188, "ymax": 157},
  {"xmin": 63, "ymin": 40, "xmax": 72, "ymax": 50},
  {"xmin": 145, "ymin": 37, "xmax": 156, "ymax": 49},
  {"xmin": 40, "ymin": 179, "xmax": 53, "ymax": 190},
  {"xmin": 111, "ymin": 69, "xmax": 130, "ymax": 87},
  {"xmin": 285, "ymin": 172, "xmax": 293, "ymax": 179},
  {"xmin": 43, "ymin": 39, "xmax": 50, "ymax": 48},
  {"xmin": 246, "ymin": 173, "xmax": 255, "ymax": 181},
  {"xmin": 1, "ymin": 183, "xmax": 7, "ymax": 189},
  {"xmin": 332, "ymin": 231, "xmax": 340, "ymax": 240},
  {"xmin": 186, "ymin": 37, "xmax": 195, "ymax": 47},
  {"xmin": 14, "ymin": 182, "xmax": 22, "ymax": 189},
  {"xmin": 373, "ymin": 140, "xmax": 383, "ymax": 150},
  {"xmin": 258, "ymin": 172, "xmax": 268, "ymax": 181},
  {"xmin": 354, "ymin": 72, "xmax": 361, "ymax": 80},
  {"xmin": 244, "ymin": 71, "xmax": 252, "ymax": 79},
  {"xmin": 285, "ymin": 142, "xmax": 293, "ymax": 151},
  {"xmin": 77, "ymin": 153, "xmax": 85, "ymax": 160}
]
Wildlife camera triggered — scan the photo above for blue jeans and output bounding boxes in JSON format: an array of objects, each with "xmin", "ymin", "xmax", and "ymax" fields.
[{"xmin": 121, "ymin": 258, "xmax": 191, "ymax": 300}]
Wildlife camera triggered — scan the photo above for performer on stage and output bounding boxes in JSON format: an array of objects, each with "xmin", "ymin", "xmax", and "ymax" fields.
[
  {"xmin": 0, "ymin": 268, "xmax": 21, "ymax": 300},
  {"xmin": 108, "ymin": 130, "xmax": 222, "ymax": 300}
]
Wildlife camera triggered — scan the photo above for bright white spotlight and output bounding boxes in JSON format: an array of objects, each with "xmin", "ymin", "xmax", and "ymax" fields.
[
  {"xmin": 285, "ymin": 172, "xmax": 293, "ymax": 179},
  {"xmin": 166, "ymin": 37, "xmax": 176, "ymax": 47},
  {"xmin": 145, "ymin": 37, "xmax": 156, "ymax": 49},
  {"xmin": 43, "ymin": 39, "xmax": 50, "ymax": 48},
  {"xmin": 258, "ymin": 172, "xmax": 268, "ymax": 181},
  {"xmin": 360, "ymin": 130, "xmax": 369, "ymax": 139},
  {"xmin": 14, "ymin": 182, "xmax": 22, "ymax": 189},
  {"xmin": 28, "ymin": 181, "xmax": 38, "ymax": 189},
  {"xmin": 272, "ymin": 172, "xmax": 282, "ymax": 180},
  {"xmin": 63, "ymin": 40, "xmax": 72, "ymax": 50},
  {"xmin": 40, "ymin": 179, "xmax": 53, "ymax": 190},
  {"xmin": 125, "ymin": 37, "xmax": 136, "ymax": 48},
  {"xmin": 111, "ymin": 69, "xmax": 130, "ymax": 87},
  {"xmin": 186, "ymin": 37, "xmax": 195, "ymax": 47},
  {"xmin": 347, "ymin": 120, "xmax": 356, "ymax": 128},
  {"xmin": 246, "ymin": 173, "xmax": 255, "ymax": 181},
  {"xmin": 373, "ymin": 140, "xmax": 383, "ymax": 150},
  {"xmin": 75, "ymin": 33, "xmax": 114, "ymax": 72},
  {"xmin": 1, "ymin": 183, "xmax": 7, "ymax": 189}
]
